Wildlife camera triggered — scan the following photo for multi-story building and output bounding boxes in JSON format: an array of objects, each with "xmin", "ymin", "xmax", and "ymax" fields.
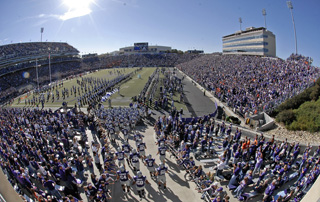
[{"xmin": 222, "ymin": 27, "xmax": 276, "ymax": 57}]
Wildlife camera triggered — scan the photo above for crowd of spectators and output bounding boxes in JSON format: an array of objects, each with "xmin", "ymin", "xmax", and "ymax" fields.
[
  {"xmin": 0, "ymin": 107, "xmax": 89, "ymax": 201},
  {"xmin": 0, "ymin": 104, "xmax": 147, "ymax": 202},
  {"xmin": 177, "ymin": 54, "xmax": 320, "ymax": 116},
  {"xmin": 94, "ymin": 53, "xmax": 200, "ymax": 69},
  {"xmin": 286, "ymin": 54, "xmax": 312, "ymax": 64},
  {"xmin": 0, "ymin": 61, "xmax": 82, "ymax": 104},
  {"xmin": 0, "ymin": 42, "xmax": 78, "ymax": 61},
  {"xmin": 154, "ymin": 113, "xmax": 320, "ymax": 202}
]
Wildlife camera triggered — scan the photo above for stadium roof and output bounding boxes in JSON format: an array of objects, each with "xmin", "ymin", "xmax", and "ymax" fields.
[{"xmin": 222, "ymin": 27, "xmax": 267, "ymax": 39}]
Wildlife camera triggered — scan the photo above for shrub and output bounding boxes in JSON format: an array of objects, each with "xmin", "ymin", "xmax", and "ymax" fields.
[
  {"xmin": 274, "ymin": 77, "xmax": 320, "ymax": 132},
  {"xmin": 276, "ymin": 109, "xmax": 296, "ymax": 125},
  {"xmin": 310, "ymin": 84, "xmax": 320, "ymax": 101},
  {"xmin": 275, "ymin": 80, "xmax": 319, "ymax": 115},
  {"xmin": 288, "ymin": 100, "xmax": 320, "ymax": 132}
]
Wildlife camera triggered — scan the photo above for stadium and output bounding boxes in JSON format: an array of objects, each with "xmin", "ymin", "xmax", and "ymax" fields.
[{"xmin": 1, "ymin": 1, "xmax": 320, "ymax": 202}]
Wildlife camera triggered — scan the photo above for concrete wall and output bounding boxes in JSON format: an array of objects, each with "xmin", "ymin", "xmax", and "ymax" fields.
[
  {"xmin": 257, "ymin": 119, "xmax": 275, "ymax": 131},
  {"xmin": 222, "ymin": 28, "xmax": 276, "ymax": 57},
  {"xmin": 264, "ymin": 30, "xmax": 276, "ymax": 57},
  {"xmin": 0, "ymin": 169, "xmax": 23, "ymax": 202},
  {"xmin": 250, "ymin": 113, "xmax": 264, "ymax": 120},
  {"xmin": 301, "ymin": 176, "xmax": 320, "ymax": 202},
  {"xmin": 249, "ymin": 112, "xmax": 275, "ymax": 131}
]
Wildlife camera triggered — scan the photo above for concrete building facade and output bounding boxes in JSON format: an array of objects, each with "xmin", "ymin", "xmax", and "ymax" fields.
[
  {"xmin": 222, "ymin": 27, "xmax": 276, "ymax": 57},
  {"xmin": 119, "ymin": 42, "xmax": 171, "ymax": 55}
]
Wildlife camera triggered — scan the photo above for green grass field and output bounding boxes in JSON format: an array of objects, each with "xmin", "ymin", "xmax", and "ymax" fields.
[
  {"xmin": 109, "ymin": 67, "xmax": 156, "ymax": 106},
  {"xmin": 12, "ymin": 68, "xmax": 139, "ymax": 107},
  {"xmin": 11, "ymin": 67, "xmax": 189, "ymax": 113}
]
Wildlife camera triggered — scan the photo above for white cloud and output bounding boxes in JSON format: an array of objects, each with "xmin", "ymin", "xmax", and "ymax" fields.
[
  {"xmin": 34, "ymin": 7, "xmax": 92, "ymax": 22},
  {"xmin": 59, "ymin": 8, "xmax": 92, "ymax": 21},
  {"xmin": 22, "ymin": 0, "xmax": 95, "ymax": 23}
]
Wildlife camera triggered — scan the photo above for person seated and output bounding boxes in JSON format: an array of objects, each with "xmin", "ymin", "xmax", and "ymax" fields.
[
  {"xmin": 234, "ymin": 176, "xmax": 248, "ymax": 198},
  {"xmin": 263, "ymin": 180, "xmax": 276, "ymax": 202},
  {"xmin": 196, "ymin": 181, "xmax": 218, "ymax": 200}
]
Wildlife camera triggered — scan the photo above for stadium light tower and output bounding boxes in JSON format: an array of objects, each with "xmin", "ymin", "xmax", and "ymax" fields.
[
  {"xmin": 262, "ymin": 9, "xmax": 267, "ymax": 29},
  {"xmin": 36, "ymin": 58, "xmax": 39, "ymax": 90},
  {"xmin": 239, "ymin": 17, "xmax": 242, "ymax": 31},
  {"xmin": 48, "ymin": 47, "xmax": 52, "ymax": 84},
  {"xmin": 287, "ymin": 1, "xmax": 298, "ymax": 54},
  {"xmin": 40, "ymin": 27, "xmax": 44, "ymax": 42}
]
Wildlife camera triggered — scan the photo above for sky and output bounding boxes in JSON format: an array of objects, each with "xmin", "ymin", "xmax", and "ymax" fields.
[{"xmin": 0, "ymin": 0, "xmax": 319, "ymax": 66}]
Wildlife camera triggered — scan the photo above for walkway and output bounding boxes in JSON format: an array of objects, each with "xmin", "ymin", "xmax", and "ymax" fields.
[
  {"xmin": 174, "ymin": 69, "xmax": 216, "ymax": 117},
  {"xmin": 83, "ymin": 117, "xmax": 202, "ymax": 202}
]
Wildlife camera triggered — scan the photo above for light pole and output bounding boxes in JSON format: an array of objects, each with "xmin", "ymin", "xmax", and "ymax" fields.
[
  {"xmin": 36, "ymin": 58, "xmax": 39, "ymax": 90},
  {"xmin": 239, "ymin": 17, "xmax": 242, "ymax": 31},
  {"xmin": 48, "ymin": 47, "xmax": 52, "ymax": 84},
  {"xmin": 287, "ymin": 1, "xmax": 298, "ymax": 54},
  {"xmin": 262, "ymin": 9, "xmax": 267, "ymax": 29},
  {"xmin": 40, "ymin": 27, "xmax": 44, "ymax": 42}
]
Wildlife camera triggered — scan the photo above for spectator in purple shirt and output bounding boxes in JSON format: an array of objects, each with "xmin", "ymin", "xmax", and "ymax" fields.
[
  {"xmin": 253, "ymin": 153, "xmax": 263, "ymax": 175},
  {"xmin": 263, "ymin": 180, "xmax": 276, "ymax": 201},
  {"xmin": 43, "ymin": 177, "xmax": 61, "ymax": 199}
]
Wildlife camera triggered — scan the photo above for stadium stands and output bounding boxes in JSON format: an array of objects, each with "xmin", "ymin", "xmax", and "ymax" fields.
[
  {"xmin": 0, "ymin": 42, "xmax": 78, "ymax": 65},
  {"xmin": 176, "ymin": 54, "xmax": 320, "ymax": 116},
  {"xmin": 0, "ymin": 41, "xmax": 320, "ymax": 202},
  {"xmin": 154, "ymin": 114, "xmax": 320, "ymax": 202},
  {"xmin": 0, "ymin": 43, "xmax": 199, "ymax": 105},
  {"xmin": 0, "ymin": 42, "xmax": 81, "ymax": 103}
]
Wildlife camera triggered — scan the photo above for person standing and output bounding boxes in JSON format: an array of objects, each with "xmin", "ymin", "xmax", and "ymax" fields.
[
  {"xmin": 132, "ymin": 171, "xmax": 150, "ymax": 199},
  {"xmin": 157, "ymin": 142, "xmax": 167, "ymax": 163},
  {"xmin": 93, "ymin": 151, "xmax": 102, "ymax": 172},
  {"xmin": 144, "ymin": 154, "xmax": 156, "ymax": 177},
  {"xmin": 43, "ymin": 177, "xmax": 62, "ymax": 199},
  {"xmin": 115, "ymin": 147, "xmax": 126, "ymax": 167},
  {"xmin": 130, "ymin": 149, "xmax": 141, "ymax": 171},
  {"xmin": 137, "ymin": 141, "xmax": 147, "ymax": 159},
  {"xmin": 156, "ymin": 163, "xmax": 168, "ymax": 190},
  {"xmin": 122, "ymin": 141, "xmax": 132, "ymax": 166},
  {"xmin": 116, "ymin": 166, "xmax": 132, "ymax": 193}
]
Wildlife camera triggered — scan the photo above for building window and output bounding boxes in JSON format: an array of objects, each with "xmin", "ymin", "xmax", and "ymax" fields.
[
  {"xmin": 223, "ymin": 42, "xmax": 268, "ymax": 48},
  {"xmin": 223, "ymin": 48, "xmax": 269, "ymax": 53},
  {"xmin": 223, "ymin": 34, "xmax": 269, "ymax": 44}
]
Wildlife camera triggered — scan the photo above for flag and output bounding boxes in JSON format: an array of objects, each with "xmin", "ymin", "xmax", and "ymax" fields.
[{"xmin": 41, "ymin": 27, "xmax": 44, "ymax": 33}]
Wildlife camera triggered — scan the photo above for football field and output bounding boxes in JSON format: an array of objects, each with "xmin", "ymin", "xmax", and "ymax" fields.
[
  {"xmin": 11, "ymin": 67, "xmax": 191, "ymax": 116},
  {"xmin": 12, "ymin": 67, "xmax": 157, "ymax": 108},
  {"xmin": 108, "ymin": 67, "xmax": 156, "ymax": 106},
  {"xmin": 12, "ymin": 68, "xmax": 138, "ymax": 107}
]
